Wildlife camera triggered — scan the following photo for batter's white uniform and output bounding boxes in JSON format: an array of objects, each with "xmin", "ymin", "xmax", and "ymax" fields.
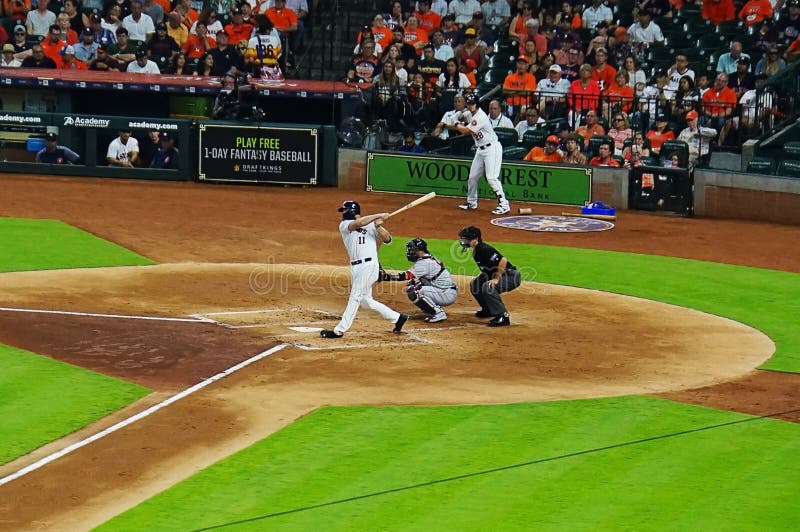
[
  {"xmin": 466, "ymin": 108, "xmax": 509, "ymax": 210},
  {"xmin": 332, "ymin": 219, "xmax": 401, "ymax": 335}
]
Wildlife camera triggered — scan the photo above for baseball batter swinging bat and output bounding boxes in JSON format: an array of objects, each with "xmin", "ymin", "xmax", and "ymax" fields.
[{"xmin": 386, "ymin": 192, "xmax": 437, "ymax": 218}]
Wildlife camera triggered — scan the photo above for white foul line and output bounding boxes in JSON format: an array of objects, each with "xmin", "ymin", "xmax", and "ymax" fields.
[
  {"xmin": 0, "ymin": 343, "xmax": 289, "ymax": 487},
  {"xmin": 0, "ymin": 307, "xmax": 210, "ymax": 323}
]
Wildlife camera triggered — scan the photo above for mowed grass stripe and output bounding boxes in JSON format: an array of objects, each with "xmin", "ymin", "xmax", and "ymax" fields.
[{"xmin": 97, "ymin": 397, "xmax": 800, "ymax": 531}]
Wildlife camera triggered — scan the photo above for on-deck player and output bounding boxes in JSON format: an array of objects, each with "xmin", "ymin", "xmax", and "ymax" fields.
[
  {"xmin": 448, "ymin": 92, "xmax": 511, "ymax": 215},
  {"xmin": 320, "ymin": 200, "xmax": 408, "ymax": 338}
]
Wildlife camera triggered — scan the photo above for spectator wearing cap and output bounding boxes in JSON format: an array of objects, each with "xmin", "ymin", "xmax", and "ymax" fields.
[
  {"xmin": 448, "ymin": 0, "xmax": 481, "ymax": 25},
  {"xmin": 591, "ymin": 48, "xmax": 616, "ymax": 93},
  {"xmin": 416, "ymin": 43, "xmax": 446, "ymax": 84},
  {"xmin": 778, "ymin": 0, "xmax": 800, "ymax": 41},
  {"xmin": 89, "ymin": 14, "xmax": 117, "ymax": 48},
  {"xmin": 107, "ymin": 128, "xmax": 140, "ymax": 167},
  {"xmin": 739, "ymin": 0, "xmax": 774, "ymax": 27},
  {"xmin": 55, "ymin": 12, "xmax": 79, "ymax": 45},
  {"xmin": 123, "ymin": 0, "xmax": 156, "ymax": 43},
  {"xmin": 21, "ymin": 44, "xmax": 57, "ymax": 68},
  {"xmin": 3, "ymin": 0, "xmax": 31, "ymax": 21},
  {"xmin": 36, "ymin": 132, "xmax": 80, "ymax": 164},
  {"xmin": 487, "ymin": 99, "xmax": 514, "ymax": 129},
  {"xmin": 1, "ymin": 44, "xmax": 22, "ymax": 67},
  {"xmin": 75, "ymin": 28, "xmax": 100, "ymax": 63},
  {"xmin": 150, "ymin": 131, "xmax": 180, "ymax": 169},
  {"xmin": 108, "ymin": 27, "xmax": 138, "ymax": 66},
  {"xmin": 10, "ymin": 25, "xmax": 33, "ymax": 56},
  {"xmin": 209, "ymin": 30, "xmax": 243, "ymax": 75},
  {"xmin": 26, "ymin": 0, "xmax": 56, "ymax": 37},
  {"xmin": 415, "ymin": 0, "xmax": 442, "ymax": 33},
  {"xmin": 454, "ymin": 27, "xmax": 485, "ymax": 83},
  {"xmin": 677, "ymin": 110, "xmax": 718, "ymax": 167},
  {"xmin": 576, "ymin": 109, "xmax": 606, "ymax": 149},
  {"xmin": 627, "ymin": 10, "xmax": 663, "ymax": 46},
  {"xmin": 515, "ymin": 106, "xmax": 546, "ymax": 139},
  {"xmin": 585, "ymin": 21, "xmax": 611, "ymax": 62},
  {"xmin": 535, "ymin": 63, "xmax": 570, "ymax": 118},
  {"xmin": 519, "ymin": 17, "xmax": 546, "ymax": 60},
  {"xmin": 503, "ymin": 55, "xmax": 538, "ymax": 119},
  {"xmin": 403, "ymin": 16, "xmax": 429, "ymax": 54},
  {"xmin": 589, "ymin": 140, "xmax": 620, "ymax": 166},
  {"xmin": 481, "ymin": 0, "xmax": 511, "ymax": 28},
  {"xmin": 728, "ymin": 57, "xmax": 756, "ymax": 99},
  {"xmin": 703, "ymin": 0, "xmax": 736, "ymax": 26},
  {"xmin": 582, "ymin": 0, "xmax": 613, "ymax": 30},
  {"xmin": 41, "ymin": 25, "xmax": 67, "ymax": 64},
  {"xmin": 756, "ymin": 45, "xmax": 786, "ymax": 76},
  {"xmin": 467, "ymin": 11, "xmax": 496, "ymax": 51},
  {"xmin": 88, "ymin": 46, "xmax": 123, "ymax": 70},
  {"xmin": 167, "ymin": 10, "xmax": 190, "ymax": 49},
  {"xmin": 562, "ymin": 133, "xmax": 588, "ymax": 165},
  {"xmin": 58, "ymin": 45, "xmax": 88, "ymax": 69},
  {"xmin": 524, "ymin": 134, "xmax": 564, "ymax": 162},
  {"xmin": 147, "ymin": 21, "xmax": 180, "ymax": 69},
  {"xmin": 716, "ymin": 41, "xmax": 750, "ymax": 74},
  {"xmin": 127, "ymin": 48, "xmax": 160, "ymax": 72},
  {"xmin": 646, "ymin": 112, "xmax": 675, "ymax": 155},
  {"xmin": 143, "ymin": 0, "xmax": 165, "ymax": 25}
]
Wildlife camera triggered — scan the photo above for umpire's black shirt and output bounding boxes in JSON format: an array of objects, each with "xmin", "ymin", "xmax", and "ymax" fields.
[{"xmin": 473, "ymin": 242, "xmax": 515, "ymax": 276}]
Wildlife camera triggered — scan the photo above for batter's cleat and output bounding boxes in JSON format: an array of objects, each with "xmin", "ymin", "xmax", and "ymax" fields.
[
  {"xmin": 320, "ymin": 329, "xmax": 343, "ymax": 338},
  {"xmin": 492, "ymin": 204, "xmax": 511, "ymax": 215},
  {"xmin": 393, "ymin": 313, "xmax": 408, "ymax": 333},
  {"xmin": 474, "ymin": 309, "xmax": 492, "ymax": 318},
  {"xmin": 458, "ymin": 202, "xmax": 478, "ymax": 210},
  {"xmin": 424, "ymin": 311, "xmax": 447, "ymax": 323},
  {"xmin": 488, "ymin": 314, "xmax": 510, "ymax": 327}
]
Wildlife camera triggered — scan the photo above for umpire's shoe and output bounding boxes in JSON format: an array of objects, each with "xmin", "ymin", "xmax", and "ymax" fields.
[
  {"xmin": 393, "ymin": 313, "xmax": 408, "ymax": 333},
  {"xmin": 320, "ymin": 329, "xmax": 343, "ymax": 338},
  {"xmin": 474, "ymin": 309, "xmax": 492, "ymax": 318},
  {"xmin": 488, "ymin": 313, "xmax": 510, "ymax": 327}
]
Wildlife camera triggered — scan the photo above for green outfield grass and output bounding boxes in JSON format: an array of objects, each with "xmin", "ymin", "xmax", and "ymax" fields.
[
  {"xmin": 97, "ymin": 396, "xmax": 800, "ymax": 531},
  {"xmin": 0, "ymin": 217, "xmax": 153, "ymax": 466},
  {"xmin": 378, "ymin": 239, "xmax": 800, "ymax": 373},
  {"xmin": 0, "ymin": 217, "xmax": 153, "ymax": 272},
  {"xmin": 0, "ymin": 346, "xmax": 149, "ymax": 465}
]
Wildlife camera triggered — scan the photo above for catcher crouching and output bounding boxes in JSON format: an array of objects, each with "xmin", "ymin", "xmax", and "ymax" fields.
[{"xmin": 379, "ymin": 238, "xmax": 457, "ymax": 322}]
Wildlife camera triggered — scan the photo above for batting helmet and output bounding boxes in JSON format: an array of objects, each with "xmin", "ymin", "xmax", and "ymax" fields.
[
  {"xmin": 405, "ymin": 238, "xmax": 428, "ymax": 262},
  {"xmin": 464, "ymin": 93, "xmax": 479, "ymax": 106},
  {"xmin": 458, "ymin": 226, "xmax": 481, "ymax": 249},
  {"xmin": 337, "ymin": 200, "xmax": 361, "ymax": 220}
]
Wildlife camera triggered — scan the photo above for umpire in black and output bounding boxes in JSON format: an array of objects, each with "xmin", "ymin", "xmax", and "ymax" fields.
[{"xmin": 458, "ymin": 226, "xmax": 521, "ymax": 326}]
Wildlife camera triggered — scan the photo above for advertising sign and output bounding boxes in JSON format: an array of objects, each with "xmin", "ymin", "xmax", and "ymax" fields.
[
  {"xmin": 198, "ymin": 123, "xmax": 318, "ymax": 184},
  {"xmin": 366, "ymin": 152, "xmax": 591, "ymax": 206}
]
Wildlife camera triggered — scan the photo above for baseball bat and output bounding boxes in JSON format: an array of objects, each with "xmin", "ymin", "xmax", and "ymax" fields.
[
  {"xmin": 386, "ymin": 192, "xmax": 436, "ymax": 218},
  {"xmin": 561, "ymin": 212, "xmax": 617, "ymax": 221}
]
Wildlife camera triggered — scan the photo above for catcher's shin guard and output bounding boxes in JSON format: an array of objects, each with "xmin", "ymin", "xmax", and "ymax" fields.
[{"xmin": 406, "ymin": 284, "xmax": 440, "ymax": 316}]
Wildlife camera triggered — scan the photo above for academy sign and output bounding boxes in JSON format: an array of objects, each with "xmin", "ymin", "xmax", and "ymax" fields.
[{"xmin": 63, "ymin": 116, "xmax": 111, "ymax": 128}]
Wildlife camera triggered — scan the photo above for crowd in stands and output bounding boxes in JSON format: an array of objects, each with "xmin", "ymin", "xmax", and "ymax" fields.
[
  {"xmin": 0, "ymin": 0, "xmax": 308, "ymax": 77},
  {"xmin": 344, "ymin": 0, "xmax": 799, "ymax": 168}
]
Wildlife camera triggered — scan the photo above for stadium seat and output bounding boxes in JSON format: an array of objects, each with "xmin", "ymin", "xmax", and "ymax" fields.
[
  {"xmin": 495, "ymin": 127, "xmax": 519, "ymax": 148},
  {"xmin": 746, "ymin": 156, "xmax": 777, "ymax": 175},
  {"xmin": 777, "ymin": 159, "xmax": 800, "ymax": 178},
  {"xmin": 683, "ymin": 18, "xmax": 711, "ymax": 38},
  {"xmin": 697, "ymin": 33, "xmax": 726, "ymax": 52},
  {"xmin": 488, "ymin": 52, "xmax": 514, "ymax": 69},
  {"xmin": 660, "ymin": 140, "xmax": 690, "ymax": 166},
  {"xmin": 665, "ymin": 34, "xmax": 693, "ymax": 51},
  {"xmin": 503, "ymin": 145, "xmax": 528, "ymax": 160},
  {"xmin": 587, "ymin": 135, "xmax": 614, "ymax": 158},
  {"xmin": 522, "ymin": 129, "xmax": 548, "ymax": 150},
  {"xmin": 641, "ymin": 156, "xmax": 659, "ymax": 166},
  {"xmin": 484, "ymin": 68, "xmax": 510, "ymax": 85},
  {"xmin": 647, "ymin": 46, "xmax": 675, "ymax": 65},
  {"xmin": 785, "ymin": 141, "xmax": 800, "ymax": 156},
  {"xmin": 715, "ymin": 20, "xmax": 744, "ymax": 36}
]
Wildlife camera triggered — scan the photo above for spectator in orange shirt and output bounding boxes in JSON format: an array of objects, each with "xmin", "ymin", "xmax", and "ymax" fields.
[
  {"xmin": 524, "ymin": 134, "xmax": 564, "ymax": 162},
  {"xmin": 369, "ymin": 14, "xmax": 394, "ymax": 50},
  {"xmin": 519, "ymin": 17, "xmax": 547, "ymax": 60},
  {"xmin": 41, "ymin": 24, "xmax": 67, "ymax": 64},
  {"xmin": 591, "ymin": 47, "xmax": 616, "ymax": 92},
  {"xmin": 576, "ymin": 109, "xmax": 606, "ymax": 149},
  {"xmin": 58, "ymin": 44, "xmax": 88, "ymax": 69},
  {"xmin": 415, "ymin": 0, "xmax": 441, "ymax": 33},
  {"xmin": 184, "ymin": 20, "xmax": 215, "ymax": 58},
  {"xmin": 647, "ymin": 112, "xmax": 675, "ymax": 155},
  {"xmin": 176, "ymin": 0, "xmax": 198, "ymax": 30},
  {"xmin": 589, "ymin": 140, "xmax": 620, "ymax": 166},
  {"xmin": 502, "ymin": 55, "xmax": 538, "ymax": 118},
  {"xmin": 56, "ymin": 12, "xmax": 79, "ymax": 45},
  {"xmin": 224, "ymin": 7, "xmax": 254, "ymax": 47},
  {"xmin": 604, "ymin": 70, "xmax": 634, "ymax": 116},
  {"xmin": 702, "ymin": 0, "xmax": 736, "ymax": 25},
  {"xmin": 568, "ymin": 63, "xmax": 601, "ymax": 128},
  {"xmin": 739, "ymin": 0, "xmax": 774, "ymax": 27},
  {"xmin": 3, "ymin": 0, "xmax": 31, "ymax": 20},
  {"xmin": 266, "ymin": 0, "xmax": 298, "ymax": 35},
  {"xmin": 403, "ymin": 15, "xmax": 429, "ymax": 55},
  {"xmin": 702, "ymin": 72, "xmax": 738, "ymax": 144}
]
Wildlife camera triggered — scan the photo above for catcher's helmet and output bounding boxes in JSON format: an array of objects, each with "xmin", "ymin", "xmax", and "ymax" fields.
[
  {"xmin": 458, "ymin": 226, "xmax": 481, "ymax": 249},
  {"xmin": 337, "ymin": 200, "xmax": 361, "ymax": 219},
  {"xmin": 405, "ymin": 238, "xmax": 428, "ymax": 262},
  {"xmin": 464, "ymin": 93, "xmax": 479, "ymax": 106}
]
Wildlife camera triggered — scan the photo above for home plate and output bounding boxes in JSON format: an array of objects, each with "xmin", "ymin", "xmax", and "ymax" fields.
[{"xmin": 289, "ymin": 326, "xmax": 324, "ymax": 332}]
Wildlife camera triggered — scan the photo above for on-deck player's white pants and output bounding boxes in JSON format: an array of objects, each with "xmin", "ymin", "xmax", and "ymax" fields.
[
  {"xmin": 466, "ymin": 143, "xmax": 508, "ymax": 206},
  {"xmin": 334, "ymin": 260, "xmax": 400, "ymax": 335}
]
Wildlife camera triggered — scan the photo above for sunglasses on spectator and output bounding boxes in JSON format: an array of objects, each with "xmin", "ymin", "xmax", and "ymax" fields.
[{"xmin": 614, "ymin": 117, "xmax": 624, "ymax": 121}]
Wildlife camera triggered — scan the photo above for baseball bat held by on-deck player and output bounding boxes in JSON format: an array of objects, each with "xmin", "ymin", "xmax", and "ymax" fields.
[{"xmin": 386, "ymin": 192, "xmax": 436, "ymax": 218}]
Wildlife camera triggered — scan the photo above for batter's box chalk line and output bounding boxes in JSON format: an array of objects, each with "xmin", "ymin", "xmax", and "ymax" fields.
[{"xmin": 188, "ymin": 307, "xmax": 338, "ymax": 329}]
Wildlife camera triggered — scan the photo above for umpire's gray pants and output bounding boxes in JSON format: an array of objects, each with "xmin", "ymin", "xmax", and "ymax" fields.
[{"xmin": 470, "ymin": 269, "xmax": 521, "ymax": 317}]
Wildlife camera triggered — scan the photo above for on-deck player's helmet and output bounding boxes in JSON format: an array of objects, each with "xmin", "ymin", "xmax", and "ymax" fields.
[
  {"xmin": 338, "ymin": 200, "xmax": 361, "ymax": 220},
  {"xmin": 458, "ymin": 226, "xmax": 481, "ymax": 249},
  {"xmin": 405, "ymin": 238, "xmax": 428, "ymax": 262},
  {"xmin": 464, "ymin": 93, "xmax": 478, "ymax": 106}
]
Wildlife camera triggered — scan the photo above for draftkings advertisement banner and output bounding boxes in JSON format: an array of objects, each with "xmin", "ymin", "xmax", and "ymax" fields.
[
  {"xmin": 198, "ymin": 124, "xmax": 318, "ymax": 184},
  {"xmin": 366, "ymin": 152, "xmax": 591, "ymax": 206}
]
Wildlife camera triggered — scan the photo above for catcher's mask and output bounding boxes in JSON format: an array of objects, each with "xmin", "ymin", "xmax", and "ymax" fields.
[
  {"xmin": 405, "ymin": 238, "xmax": 428, "ymax": 262},
  {"xmin": 337, "ymin": 200, "xmax": 361, "ymax": 220},
  {"xmin": 458, "ymin": 226, "xmax": 481, "ymax": 250}
]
